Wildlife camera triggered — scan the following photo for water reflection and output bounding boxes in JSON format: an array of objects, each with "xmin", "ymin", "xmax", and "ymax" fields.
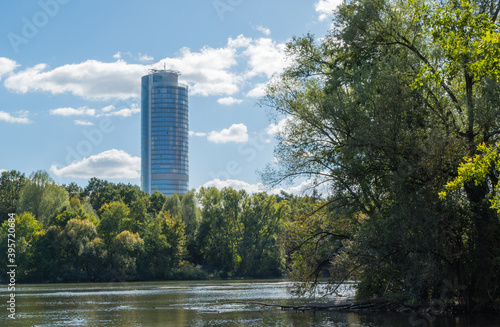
[{"xmin": 1, "ymin": 280, "xmax": 498, "ymax": 326}]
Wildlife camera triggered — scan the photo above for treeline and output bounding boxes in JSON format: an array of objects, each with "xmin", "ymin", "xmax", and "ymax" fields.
[{"xmin": 0, "ymin": 170, "xmax": 319, "ymax": 283}]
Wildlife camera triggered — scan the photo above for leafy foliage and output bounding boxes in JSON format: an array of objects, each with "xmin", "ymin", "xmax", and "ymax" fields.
[
  {"xmin": 17, "ymin": 170, "xmax": 69, "ymax": 226},
  {"xmin": 262, "ymin": 0, "xmax": 500, "ymax": 311},
  {"xmin": 0, "ymin": 172, "xmax": 293, "ymax": 283},
  {"xmin": 0, "ymin": 170, "xmax": 25, "ymax": 223}
]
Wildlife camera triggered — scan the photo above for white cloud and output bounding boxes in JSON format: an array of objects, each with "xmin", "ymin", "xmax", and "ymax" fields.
[
  {"xmin": 207, "ymin": 123, "xmax": 248, "ymax": 143},
  {"xmin": 50, "ymin": 149, "xmax": 140, "ymax": 179},
  {"xmin": 255, "ymin": 25, "xmax": 271, "ymax": 36},
  {"xmin": 199, "ymin": 178, "xmax": 330, "ymax": 196},
  {"xmin": 268, "ymin": 179, "xmax": 323, "ymax": 196},
  {"xmin": 160, "ymin": 45, "xmax": 240, "ymax": 96},
  {"xmin": 227, "ymin": 35, "xmax": 253, "ymax": 48},
  {"xmin": 0, "ymin": 169, "xmax": 6, "ymax": 173},
  {"xmin": 5, "ymin": 60, "xmax": 145, "ymax": 100},
  {"xmin": 315, "ymin": 0, "xmax": 342, "ymax": 21},
  {"xmin": 243, "ymin": 38, "xmax": 289, "ymax": 78},
  {"xmin": 101, "ymin": 105, "xmax": 115, "ymax": 112},
  {"xmin": 0, "ymin": 58, "xmax": 19, "ymax": 80},
  {"xmin": 189, "ymin": 131, "xmax": 207, "ymax": 137},
  {"xmin": 113, "ymin": 52, "xmax": 133, "ymax": 60},
  {"xmin": 200, "ymin": 179, "xmax": 266, "ymax": 194},
  {"xmin": 98, "ymin": 104, "xmax": 140, "ymax": 117},
  {"xmin": 138, "ymin": 53, "xmax": 154, "ymax": 62},
  {"xmin": 0, "ymin": 110, "xmax": 31, "ymax": 124},
  {"xmin": 217, "ymin": 96, "xmax": 243, "ymax": 105},
  {"xmin": 246, "ymin": 82, "xmax": 268, "ymax": 98},
  {"xmin": 4, "ymin": 35, "xmax": 289, "ymax": 100},
  {"xmin": 50, "ymin": 107, "xmax": 96, "ymax": 116},
  {"xmin": 266, "ymin": 116, "xmax": 293, "ymax": 135},
  {"xmin": 271, "ymin": 180, "xmax": 314, "ymax": 195},
  {"xmin": 50, "ymin": 105, "xmax": 140, "ymax": 118},
  {"xmin": 74, "ymin": 120, "xmax": 94, "ymax": 126}
]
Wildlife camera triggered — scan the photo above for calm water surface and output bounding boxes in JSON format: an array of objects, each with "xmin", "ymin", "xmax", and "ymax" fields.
[{"xmin": 2, "ymin": 280, "xmax": 499, "ymax": 326}]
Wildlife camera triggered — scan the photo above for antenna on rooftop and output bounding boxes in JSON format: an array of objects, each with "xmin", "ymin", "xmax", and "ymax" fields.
[{"xmin": 148, "ymin": 63, "xmax": 181, "ymax": 75}]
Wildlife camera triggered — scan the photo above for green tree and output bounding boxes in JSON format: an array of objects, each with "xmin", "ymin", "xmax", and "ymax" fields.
[
  {"xmin": 180, "ymin": 190, "xmax": 201, "ymax": 261},
  {"xmin": 98, "ymin": 201, "xmax": 130, "ymax": 242},
  {"xmin": 0, "ymin": 170, "xmax": 25, "ymax": 223},
  {"xmin": 148, "ymin": 190, "xmax": 167, "ymax": 215},
  {"xmin": 197, "ymin": 187, "xmax": 243, "ymax": 274},
  {"xmin": 83, "ymin": 178, "xmax": 119, "ymax": 212},
  {"xmin": 50, "ymin": 204, "xmax": 99, "ymax": 228},
  {"xmin": 17, "ymin": 170, "xmax": 69, "ymax": 225},
  {"xmin": 110, "ymin": 231, "xmax": 144, "ymax": 279},
  {"xmin": 140, "ymin": 210, "xmax": 187, "ymax": 278},
  {"xmin": 262, "ymin": 0, "xmax": 500, "ymax": 310},
  {"xmin": 239, "ymin": 193, "xmax": 286, "ymax": 277},
  {"xmin": 162, "ymin": 193, "xmax": 182, "ymax": 217},
  {"xmin": 127, "ymin": 195, "xmax": 151, "ymax": 234},
  {"xmin": 32, "ymin": 226, "xmax": 63, "ymax": 282},
  {"xmin": 64, "ymin": 182, "xmax": 83, "ymax": 199},
  {"xmin": 0, "ymin": 212, "xmax": 42, "ymax": 281},
  {"xmin": 58, "ymin": 218, "xmax": 105, "ymax": 281}
]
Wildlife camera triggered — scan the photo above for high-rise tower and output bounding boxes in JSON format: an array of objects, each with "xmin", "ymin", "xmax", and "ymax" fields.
[{"xmin": 141, "ymin": 69, "xmax": 189, "ymax": 196}]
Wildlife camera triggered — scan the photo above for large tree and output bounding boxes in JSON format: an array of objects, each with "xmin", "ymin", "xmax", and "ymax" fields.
[
  {"xmin": 197, "ymin": 187, "xmax": 243, "ymax": 274},
  {"xmin": 263, "ymin": 0, "xmax": 500, "ymax": 310},
  {"xmin": 17, "ymin": 170, "xmax": 69, "ymax": 226},
  {"xmin": 0, "ymin": 170, "xmax": 25, "ymax": 222}
]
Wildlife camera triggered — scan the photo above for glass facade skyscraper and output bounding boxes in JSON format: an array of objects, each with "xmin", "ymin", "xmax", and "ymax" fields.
[{"xmin": 141, "ymin": 69, "xmax": 189, "ymax": 196}]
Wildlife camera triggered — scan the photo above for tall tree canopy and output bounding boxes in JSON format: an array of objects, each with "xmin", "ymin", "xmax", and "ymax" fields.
[
  {"xmin": 0, "ymin": 170, "xmax": 25, "ymax": 222},
  {"xmin": 17, "ymin": 170, "xmax": 69, "ymax": 226},
  {"xmin": 262, "ymin": 0, "xmax": 500, "ymax": 310}
]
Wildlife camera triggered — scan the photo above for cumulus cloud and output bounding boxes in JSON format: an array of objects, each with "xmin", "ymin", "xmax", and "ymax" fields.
[
  {"xmin": 315, "ymin": 0, "xmax": 342, "ymax": 21},
  {"xmin": 138, "ymin": 53, "xmax": 154, "ymax": 62},
  {"xmin": 227, "ymin": 35, "xmax": 253, "ymax": 49},
  {"xmin": 269, "ymin": 179, "xmax": 318, "ymax": 195},
  {"xmin": 200, "ymin": 179, "xmax": 266, "ymax": 193},
  {"xmin": 217, "ymin": 96, "xmax": 243, "ymax": 105},
  {"xmin": 243, "ymin": 38, "xmax": 289, "ymax": 79},
  {"xmin": 266, "ymin": 116, "xmax": 293, "ymax": 135},
  {"xmin": 74, "ymin": 120, "xmax": 94, "ymax": 126},
  {"xmin": 189, "ymin": 131, "xmax": 207, "ymax": 137},
  {"xmin": 246, "ymin": 82, "xmax": 268, "ymax": 98},
  {"xmin": 50, "ymin": 105, "xmax": 140, "ymax": 118},
  {"xmin": 0, "ymin": 110, "xmax": 31, "ymax": 124},
  {"xmin": 50, "ymin": 107, "xmax": 96, "ymax": 116},
  {"xmin": 4, "ymin": 35, "xmax": 289, "ymax": 101},
  {"xmin": 4, "ymin": 60, "xmax": 145, "ymax": 100},
  {"xmin": 255, "ymin": 25, "xmax": 271, "ymax": 36},
  {"xmin": 101, "ymin": 105, "xmax": 115, "ymax": 112},
  {"xmin": 199, "ymin": 178, "xmax": 330, "ymax": 196},
  {"xmin": 98, "ymin": 104, "xmax": 140, "ymax": 117},
  {"xmin": 50, "ymin": 149, "xmax": 140, "ymax": 179},
  {"xmin": 160, "ymin": 45, "xmax": 240, "ymax": 96},
  {"xmin": 0, "ymin": 58, "xmax": 19, "ymax": 80},
  {"xmin": 207, "ymin": 123, "xmax": 248, "ymax": 143}
]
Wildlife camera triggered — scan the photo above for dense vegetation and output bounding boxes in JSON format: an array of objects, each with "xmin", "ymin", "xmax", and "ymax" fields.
[
  {"xmin": 261, "ymin": 0, "xmax": 500, "ymax": 312},
  {"xmin": 1, "ymin": 0, "xmax": 499, "ymax": 314},
  {"xmin": 0, "ymin": 170, "xmax": 317, "ymax": 283}
]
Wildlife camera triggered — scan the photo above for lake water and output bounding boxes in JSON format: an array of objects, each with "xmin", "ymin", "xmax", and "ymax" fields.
[{"xmin": 2, "ymin": 280, "xmax": 499, "ymax": 326}]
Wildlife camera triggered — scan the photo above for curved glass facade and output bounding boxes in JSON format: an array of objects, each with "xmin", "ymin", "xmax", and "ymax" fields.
[{"xmin": 141, "ymin": 70, "xmax": 189, "ymax": 196}]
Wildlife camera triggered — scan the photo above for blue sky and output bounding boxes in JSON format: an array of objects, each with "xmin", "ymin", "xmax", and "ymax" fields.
[{"xmin": 0, "ymin": 0, "xmax": 341, "ymax": 194}]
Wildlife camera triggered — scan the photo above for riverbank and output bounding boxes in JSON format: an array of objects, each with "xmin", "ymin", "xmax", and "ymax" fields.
[{"xmin": 236, "ymin": 297, "xmax": 500, "ymax": 316}]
